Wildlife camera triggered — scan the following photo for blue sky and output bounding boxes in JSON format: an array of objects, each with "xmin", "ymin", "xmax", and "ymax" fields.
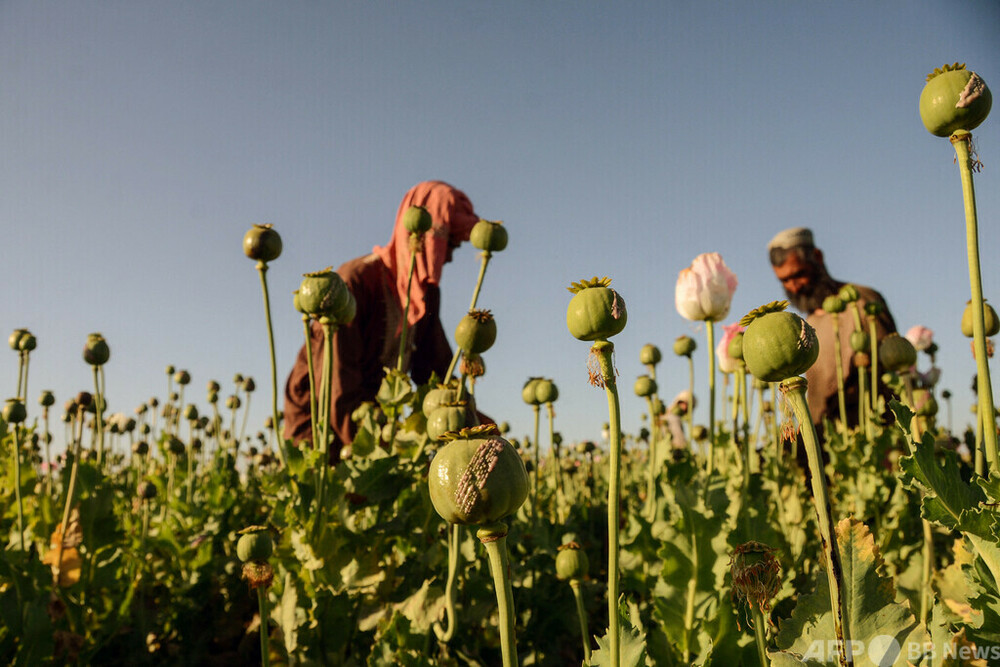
[{"xmin": 2, "ymin": 1, "xmax": 998, "ymax": 453}]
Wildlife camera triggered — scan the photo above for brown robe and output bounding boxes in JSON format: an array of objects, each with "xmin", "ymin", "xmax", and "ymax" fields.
[{"xmin": 282, "ymin": 253, "xmax": 453, "ymax": 459}]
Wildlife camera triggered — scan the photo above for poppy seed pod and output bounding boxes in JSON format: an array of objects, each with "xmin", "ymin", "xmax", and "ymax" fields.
[
  {"xmin": 534, "ymin": 378, "xmax": 559, "ymax": 404},
  {"xmin": 401, "ymin": 205, "xmax": 433, "ymax": 235},
  {"xmin": 428, "ymin": 425, "xmax": 529, "ymax": 526},
  {"xmin": 879, "ymin": 333, "xmax": 917, "ymax": 372},
  {"xmin": 9, "ymin": 329, "xmax": 29, "ymax": 351},
  {"xmin": 469, "ymin": 219, "xmax": 508, "ymax": 252},
  {"xmin": 639, "ymin": 343, "xmax": 662, "ymax": 367},
  {"xmin": 454, "ymin": 309, "xmax": 497, "ymax": 355},
  {"xmin": 243, "ymin": 223, "xmax": 283, "ymax": 262},
  {"xmin": 174, "ymin": 370, "xmax": 191, "ymax": 386},
  {"xmin": 837, "ymin": 284, "xmax": 860, "ymax": 304},
  {"xmin": 673, "ymin": 335, "xmax": 697, "ymax": 357},
  {"xmin": 236, "ymin": 526, "xmax": 274, "ymax": 563},
  {"xmin": 298, "ymin": 268, "xmax": 357, "ymax": 324},
  {"xmin": 822, "ymin": 296, "xmax": 845, "ymax": 314},
  {"xmin": 920, "ymin": 63, "xmax": 992, "ymax": 137},
  {"xmin": 555, "ymin": 542, "xmax": 589, "ymax": 581},
  {"xmin": 17, "ymin": 332, "xmax": 36, "ymax": 352},
  {"xmin": 740, "ymin": 302, "xmax": 819, "ymax": 382},
  {"xmin": 634, "ymin": 375, "xmax": 657, "ymax": 398},
  {"xmin": 137, "ymin": 480, "xmax": 157, "ymax": 500},
  {"xmin": 849, "ymin": 330, "xmax": 871, "ymax": 353},
  {"xmin": 422, "ymin": 384, "xmax": 461, "ymax": 417},
  {"xmin": 522, "ymin": 377, "xmax": 544, "ymax": 406},
  {"xmin": 83, "ymin": 333, "xmax": 110, "ymax": 367},
  {"xmin": 39, "ymin": 390, "xmax": 55, "ymax": 408},
  {"xmin": 730, "ymin": 541, "xmax": 781, "ymax": 612},
  {"xmin": 3, "ymin": 398, "xmax": 27, "ymax": 424},
  {"xmin": 962, "ymin": 300, "xmax": 1000, "ymax": 337},
  {"xmin": 566, "ymin": 276, "xmax": 627, "ymax": 341}
]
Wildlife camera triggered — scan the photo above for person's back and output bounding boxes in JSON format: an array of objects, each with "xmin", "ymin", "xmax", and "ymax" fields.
[{"xmin": 283, "ymin": 181, "xmax": 479, "ymax": 460}]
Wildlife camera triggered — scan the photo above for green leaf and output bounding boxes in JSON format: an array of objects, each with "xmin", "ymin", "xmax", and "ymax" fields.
[
  {"xmin": 771, "ymin": 517, "xmax": 923, "ymax": 666},
  {"xmin": 589, "ymin": 597, "xmax": 648, "ymax": 667},
  {"xmin": 276, "ymin": 572, "xmax": 304, "ymax": 655}
]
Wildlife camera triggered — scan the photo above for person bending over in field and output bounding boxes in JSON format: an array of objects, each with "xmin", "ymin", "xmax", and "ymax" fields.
[
  {"xmin": 768, "ymin": 226, "xmax": 897, "ymax": 429},
  {"xmin": 283, "ymin": 181, "xmax": 479, "ymax": 462}
]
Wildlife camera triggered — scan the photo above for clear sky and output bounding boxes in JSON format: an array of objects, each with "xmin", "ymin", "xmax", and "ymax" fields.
[{"xmin": 2, "ymin": 1, "xmax": 998, "ymax": 453}]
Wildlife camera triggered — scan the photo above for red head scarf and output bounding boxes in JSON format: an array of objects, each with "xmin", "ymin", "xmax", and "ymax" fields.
[{"xmin": 373, "ymin": 181, "xmax": 478, "ymax": 327}]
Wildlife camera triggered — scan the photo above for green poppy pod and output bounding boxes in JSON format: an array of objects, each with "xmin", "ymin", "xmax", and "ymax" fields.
[
  {"xmin": 426, "ymin": 403, "xmax": 471, "ymax": 441},
  {"xmin": 639, "ymin": 343, "xmax": 662, "ymax": 366},
  {"xmin": 422, "ymin": 384, "xmax": 461, "ymax": 417},
  {"xmin": 534, "ymin": 378, "xmax": 559, "ymax": 404},
  {"xmin": 39, "ymin": 390, "xmax": 55, "ymax": 408},
  {"xmin": 174, "ymin": 370, "xmax": 191, "ymax": 386},
  {"xmin": 837, "ymin": 285, "xmax": 860, "ymax": 304},
  {"xmin": 401, "ymin": 205, "xmax": 433, "ymax": 235},
  {"xmin": 137, "ymin": 479, "xmax": 157, "ymax": 500},
  {"xmin": 740, "ymin": 302, "xmax": 819, "ymax": 383},
  {"xmin": 428, "ymin": 425, "xmax": 528, "ymax": 526},
  {"xmin": 183, "ymin": 404, "xmax": 199, "ymax": 421},
  {"xmin": 673, "ymin": 335, "xmax": 696, "ymax": 357},
  {"xmin": 298, "ymin": 268, "xmax": 357, "ymax": 324},
  {"xmin": 727, "ymin": 331, "xmax": 745, "ymax": 362},
  {"xmin": 243, "ymin": 223, "xmax": 283, "ymax": 262},
  {"xmin": 961, "ymin": 300, "xmax": 1000, "ymax": 337},
  {"xmin": 3, "ymin": 398, "xmax": 27, "ymax": 424},
  {"xmin": 469, "ymin": 219, "xmax": 508, "ymax": 252},
  {"xmin": 17, "ymin": 332, "xmax": 36, "ymax": 352},
  {"xmin": 454, "ymin": 309, "xmax": 497, "ymax": 355},
  {"xmin": 920, "ymin": 64, "xmax": 991, "ymax": 137},
  {"xmin": 633, "ymin": 375, "xmax": 657, "ymax": 398},
  {"xmin": 522, "ymin": 377, "xmax": 543, "ymax": 405},
  {"xmin": 822, "ymin": 296, "xmax": 845, "ymax": 314},
  {"xmin": 879, "ymin": 333, "xmax": 917, "ymax": 372},
  {"xmin": 566, "ymin": 277, "xmax": 627, "ymax": 342},
  {"xmin": 849, "ymin": 330, "xmax": 871, "ymax": 353},
  {"xmin": 236, "ymin": 526, "xmax": 274, "ymax": 563},
  {"xmin": 555, "ymin": 542, "xmax": 589, "ymax": 581},
  {"xmin": 8, "ymin": 329, "xmax": 28, "ymax": 351},
  {"xmin": 83, "ymin": 333, "xmax": 110, "ymax": 367}
]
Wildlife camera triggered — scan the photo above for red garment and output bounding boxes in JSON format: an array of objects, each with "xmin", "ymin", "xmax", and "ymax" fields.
[{"xmin": 283, "ymin": 182, "xmax": 477, "ymax": 458}]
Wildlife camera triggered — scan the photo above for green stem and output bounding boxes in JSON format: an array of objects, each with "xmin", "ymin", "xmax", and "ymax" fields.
[
  {"xmin": 593, "ymin": 340, "xmax": 621, "ymax": 667},
  {"xmin": 645, "ymin": 396, "xmax": 658, "ymax": 520},
  {"xmin": 783, "ymin": 377, "xmax": 853, "ymax": 667},
  {"xmin": 13, "ymin": 427, "xmax": 25, "ymax": 550},
  {"xmin": 397, "ymin": 241, "xmax": 418, "ymax": 372},
  {"xmin": 93, "ymin": 365, "xmax": 105, "ymax": 467},
  {"xmin": 683, "ymin": 529, "xmax": 697, "ymax": 662},
  {"xmin": 303, "ymin": 317, "xmax": 318, "ymax": 451},
  {"xmin": 751, "ymin": 606, "xmax": 769, "ymax": 667},
  {"xmin": 570, "ymin": 580, "xmax": 592, "ymax": 662},
  {"xmin": 831, "ymin": 314, "xmax": 848, "ymax": 432},
  {"xmin": 952, "ymin": 131, "xmax": 999, "ymax": 475},
  {"xmin": 257, "ymin": 261, "xmax": 286, "ymax": 466},
  {"xmin": 687, "ymin": 356, "xmax": 695, "ymax": 441},
  {"xmin": 706, "ymin": 321, "xmax": 716, "ymax": 474},
  {"xmin": 478, "ymin": 524, "xmax": 518, "ymax": 667},
  {"xmin": 257, "ymin": 586, "xmax": 271, "ymax": 667},
  {"xmin": 54, "ymin": 409, "xmax": 84, "ymax": 587},
  {"xmin": 920, "ymin": 518, "xmax": 934, "ymax": 629},
  {"xmin": 445, "ymin": 251, "xmax": 494, "ymax": 380},
  {"xmin": 434, "ymin": 523, "xmax": 461, "ymax": 642},
  {"xmin": 870, "ymin": 319, "xmax": 880, "ymax": 417},
  {"xmin": 530, "ymin": 405, "xmax": 540, "ymax": 527}
]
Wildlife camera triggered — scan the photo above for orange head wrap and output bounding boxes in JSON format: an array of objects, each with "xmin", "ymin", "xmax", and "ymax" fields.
[{"xmin": 373, "ymin": 181, "xmax": 478, "ymax": 327}]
